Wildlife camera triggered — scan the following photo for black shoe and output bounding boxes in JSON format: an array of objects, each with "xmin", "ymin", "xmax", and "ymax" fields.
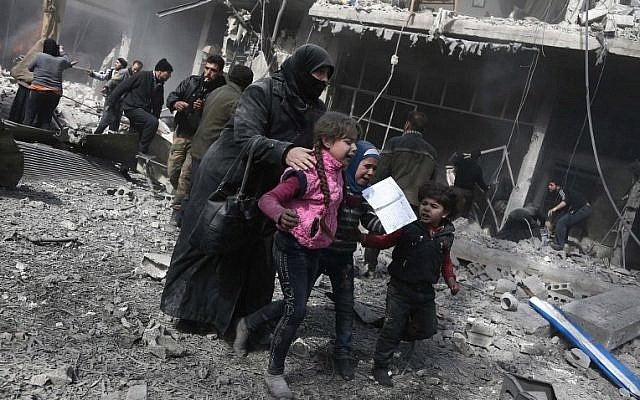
[
  {"xmin": 335, "ymin": 358, "xmax": 355, "ymax": 381},
  {"xmin": 550, "ymin": 243, "xmax": 563, "ymax": 251},
  {"xmin": 373, "ymin": 367, "xmax": 393, "ymax": 387}
]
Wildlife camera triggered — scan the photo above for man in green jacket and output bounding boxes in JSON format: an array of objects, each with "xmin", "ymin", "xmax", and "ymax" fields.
[{"xmin": 172, "ymin": 64, "xmax": 254, "ymax": 226}]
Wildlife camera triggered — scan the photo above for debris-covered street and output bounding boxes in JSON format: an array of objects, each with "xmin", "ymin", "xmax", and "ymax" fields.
[
  {"xmin": 2, "ymin": 1, "xmax": 640, "ymax": 399},
  {"xmin": 1, "ymin": 176, "xmax": 639, "ymax": 399}
]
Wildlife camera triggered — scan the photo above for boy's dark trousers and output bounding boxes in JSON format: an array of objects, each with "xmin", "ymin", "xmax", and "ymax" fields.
[
  {"xmin": 318, "ymin": 250, "xmax": 355, "ymax": 359},
  {"xmin": 124, "ymin": 108, "xmax": 159, "ymax": 154},
  {"xmin": 244, "ymin": 231, "xmax": 320, "ymax": 375},
  {"xmin": 374, "ymin": 278, "xmax": 437, "ymax": 368}
]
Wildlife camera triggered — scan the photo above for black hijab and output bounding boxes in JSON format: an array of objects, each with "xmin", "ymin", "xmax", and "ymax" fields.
[
  {"xmin": 42, "ymin": 38, "xmax": 60, "ymax": 57},
  {"xmin": 280, "ymin": 44, "xmax": 334, "ymax": 104}
]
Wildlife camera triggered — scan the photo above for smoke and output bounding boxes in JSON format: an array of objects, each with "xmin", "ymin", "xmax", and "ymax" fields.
[{"xmin": 1, "ymin": 0, "xmax": 222, "ymax": 93}]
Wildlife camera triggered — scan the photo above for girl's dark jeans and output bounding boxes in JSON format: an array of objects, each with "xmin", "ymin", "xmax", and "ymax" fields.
[
  {"xmin": 244, "ymin": 231, "xmax": 319, "ymax": 375},
  {"xmin": 318, "ymin": 250, "xmax": 355, "ymax": 359}
]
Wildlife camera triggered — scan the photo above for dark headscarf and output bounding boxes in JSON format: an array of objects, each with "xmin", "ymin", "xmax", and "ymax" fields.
[
  {"xmin": 280, "ymin": 44, "xmax": 334, "ymax": 104},
  {"xmin": 345, "ymin": 140, "xmax": 380, "ymax": 194},
  {"xmin": 42, "ymin": 38, "xmax": 60, "ymax": 57}
]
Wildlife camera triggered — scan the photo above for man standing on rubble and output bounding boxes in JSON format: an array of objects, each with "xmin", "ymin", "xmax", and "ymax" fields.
[
  {"xmin": 452, "ymin": 150, "xmax": 489, "ymax": 220},
  {"xmin": 89, "ymin": 57, "xmax": 129, "ymax": 134},
  {"xmin": 106, "ymin": 58, "xmax": 173, "ymax": 155},
  {"xmin": 166, "ymin": 55, "xmax": 226, "ymax": 225},
  {"xmin": 362, "ymin": 110, "xmax": 438, "ymax": 277},
  {"xmin": 547, "ymin": 178, "xmax": 592, "ymax": 251}
]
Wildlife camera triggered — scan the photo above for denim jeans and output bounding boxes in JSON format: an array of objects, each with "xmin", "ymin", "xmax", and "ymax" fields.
[
  {"xmin": 318, "ymin": 250, "xmax": 355, "ymax": 359},
  {"xmin": 244, "ymin": 231, "xmax": 319, "ymax": 375},
  {"xmin": 95, "ymin": 102, "xmax": 123, "ymax": 134},
  {"xmin": 555, "ymin": 205, "xmax": 592, "ymax": 246},
  {"xmin": 373, "ymin": 278, "xmax": 437, "ymax": 369}
]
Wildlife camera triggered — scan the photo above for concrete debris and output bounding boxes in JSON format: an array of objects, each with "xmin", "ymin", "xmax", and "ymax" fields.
[
  {"xmin": 28, "ymin": 366, "xmax": 75, "ymax": 387},
  {"xmin": 562, "ymin": 287, "xmax": 640, "ymax": 350},
  {"xmin": 452, "ymin": 332, "xmax": 471, "ymax": 356},
  {"xmin": 500, "ymin": 373, "xmax": 558, "ymax": 400},
  {"xmin": 464, "ymin": 318, "xmax": 495, "ymax": 349},
  {"xmin": 494, "ymin": 278, "xmax": 518, "ymax": 297},
  {"xmin": 520, "ymin": 275, "xmax": 548, "ymax": 299},
  {"xmin": 142, "ymin": 322, "xmax": 186, "ymax": 359},
  {"xmin": 519, "ymin": 342, "xmax": 546, "ymax": 356},
  {"xmin": 565, "ymin": 347, "xmax": 591, "ymax": 370},
  {"xmin": 125, "ymin": 384, "xmax": 148, "ymax": 400},
  {"xmin": 547, "ymin": 283, "xmax": 574, "ymax": 298},
  {"xmin": 135, "ymin": 253, "xmax": 171, "ymax": 280}
]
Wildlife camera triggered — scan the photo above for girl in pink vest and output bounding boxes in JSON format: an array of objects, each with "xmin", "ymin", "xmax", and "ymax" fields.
[{"xmin": 233, "ymin": 112, "xmax": 358, "ymax": 399}]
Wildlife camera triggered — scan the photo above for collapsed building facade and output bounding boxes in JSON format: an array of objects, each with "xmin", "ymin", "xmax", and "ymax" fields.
[{"xmin": 214, "ymin": 0, "xmax": 640, "ymax": 268}]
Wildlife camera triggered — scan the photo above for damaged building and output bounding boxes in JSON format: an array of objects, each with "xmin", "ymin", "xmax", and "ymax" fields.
[{"xmin": 220, "ymin": 0, "xmax": 640, "ymax": 268}]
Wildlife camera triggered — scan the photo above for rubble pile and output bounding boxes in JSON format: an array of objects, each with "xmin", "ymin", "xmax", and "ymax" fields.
[{"xmin": 1, "ymin": 175, "xmax": 639, "ymax": 399}]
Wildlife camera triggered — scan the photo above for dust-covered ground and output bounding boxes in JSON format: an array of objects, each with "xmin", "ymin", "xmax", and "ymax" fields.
[{"xmin": 1, "ymin": 176, "xmax": 639, "ymax": 400}]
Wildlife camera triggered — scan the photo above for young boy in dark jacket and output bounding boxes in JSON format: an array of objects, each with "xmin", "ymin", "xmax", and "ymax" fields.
[{"xmin": 360, "ymin": 181, "xmax": 460, "ymax": 387}]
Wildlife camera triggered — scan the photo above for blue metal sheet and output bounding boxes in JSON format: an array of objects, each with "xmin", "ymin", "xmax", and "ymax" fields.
[{"xmin": 529, "ymin": 297, "xmax": 640, "ymax": 398}]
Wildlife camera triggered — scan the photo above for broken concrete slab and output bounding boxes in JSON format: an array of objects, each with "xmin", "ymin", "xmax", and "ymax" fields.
[
  {"xmin": 452, "ymin": 237, "xmax": 611, "ymax": 295},
  {"xmin": 495, "ymin": 278, "xmax": 517, "ymax": 297},
  {"xmin": 562, "ymin": 287, "xmax": 640, "ymax": 350},
  {"xmin": 500, "ymin": 304, "xmax": 552, "ymax": 336},
  {"xmin": 521, "ymin": 276, "xmax": 548, "ymax": 299},
  {"xmin": 135, "ymin": 253, "xmax": 171, "ymax": 280}
]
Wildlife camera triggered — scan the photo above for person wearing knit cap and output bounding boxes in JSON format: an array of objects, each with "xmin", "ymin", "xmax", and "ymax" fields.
[
  {"xmin": 166, "ymin": 55, "xmax": 226, "ymax": 226},
  {"xmin": 106, "ymin": 58, "xmax": 173, "ymax": 154},
  {"xmin": 89, "ymin": 57, "xmax": 131, "ymax": 134}
]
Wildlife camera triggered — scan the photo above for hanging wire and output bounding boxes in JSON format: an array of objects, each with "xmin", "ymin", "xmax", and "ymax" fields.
[
  {"xmin": 582, "ymin": 2, "xmax": 640, "ymax": 257},
  {"xmin": 356, "ymin": 11, "xmax": 414, "ymax": 125}
]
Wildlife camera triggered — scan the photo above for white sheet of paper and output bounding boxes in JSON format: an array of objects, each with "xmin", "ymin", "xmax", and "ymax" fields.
[{"xmin": 362, "ymin": 177, "xmax": 416, "ymax": 233}]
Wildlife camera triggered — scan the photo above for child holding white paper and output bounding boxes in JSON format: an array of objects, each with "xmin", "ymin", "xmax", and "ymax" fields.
[{"xmin": 359, "ymin": 181, "xmax": 460, "ymax": 387}]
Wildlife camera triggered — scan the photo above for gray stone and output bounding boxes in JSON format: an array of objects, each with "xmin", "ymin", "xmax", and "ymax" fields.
[
  {"xmin": 522, "ymin": 275, "xmax": 548, "ymax": 299},
  {"xmin": 125, "ymin": 384, "xmax": 147, "ymax": 400},
  {"xmin": 562, "ymin": 287, "xmax": 640, "ymax": 350},
  {"xmin": 502, "ymin": 304, "xmax": 552, "ymax": 336},
  {"xmin": 564, "ymin": 348, "xmax": 590, "ymax": 370},
  {"xmin": 547, "ymin": 282, "xmax": 574, "ymax": 298},
  {"xmin": 495, "ymin": 278, "xmax": 517, "ymax": 297}
]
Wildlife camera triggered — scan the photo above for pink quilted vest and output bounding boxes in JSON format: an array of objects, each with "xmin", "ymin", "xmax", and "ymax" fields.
[{"xmin": 283, "ymin": 149, "xmax": 344, "ymax": 249}]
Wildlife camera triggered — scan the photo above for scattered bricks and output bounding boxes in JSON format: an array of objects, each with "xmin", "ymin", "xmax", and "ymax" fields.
[
  {"xmin": 521, "ymin": 275, "xmax": 548, "ymax": 299},
  {"xmin": 465, "ymin": 262, "xmax": 491, "ymax": 281},
  {"xmin": 565, "ymin": 348, "xmax": 591, "ymax": 370},
  {"xmin": 547, "ymin": 283, "xmax": 574, "ymax": 298},
  {"xmin": 500, "ymin": 293, "xmax": 518, "ymax": 311},
  {"xmin": 563, "ymin": 287, "xmax": 640, "ymax": 350},
  {"xmin": 465, "ymin": 318, "xmax": 495, "ymax": 349},
  {"xmin": 548, "ymin": 291, "xmax": 573, "ymax": 305},
  {"xmin": 494, "ymin": 279, "xmax": 517, "ymax": 297},
  {"xmin": 135, "ymin": 253, "xmax": 171, "ymax": 280},
  {"xmin": 48, "ymin": 366, "xmax": 76, "ymax": 385}
]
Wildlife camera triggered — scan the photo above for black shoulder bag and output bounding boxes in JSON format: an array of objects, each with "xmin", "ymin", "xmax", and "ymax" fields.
[{"xmin": 189, "ymin": 137, "xmax": 262, "ymax": 255}]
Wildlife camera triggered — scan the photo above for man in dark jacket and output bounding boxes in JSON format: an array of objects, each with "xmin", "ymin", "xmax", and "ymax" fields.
[
  {"xmin": 547, "ymin": 179, "xmax": 591, "ymax": 250},
  {"xmin": 363, "ymin": 111, "xmax": 439, "ymax": 277},
  {"xmin": 451, "ymin": 150, "xmax": 489, "ymax": 221},
  {"xmin": 106, "ymin": 58, "xmax": 173, "ymax": 155},
  {"xmin": 166, "ymin": 55, "xmax": 226, "ymax": 222}
]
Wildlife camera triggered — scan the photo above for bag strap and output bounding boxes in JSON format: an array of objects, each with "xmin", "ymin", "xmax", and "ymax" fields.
[{"xmin": 214, "ymin": 136, "xmax": 260, "ymax": 194}]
